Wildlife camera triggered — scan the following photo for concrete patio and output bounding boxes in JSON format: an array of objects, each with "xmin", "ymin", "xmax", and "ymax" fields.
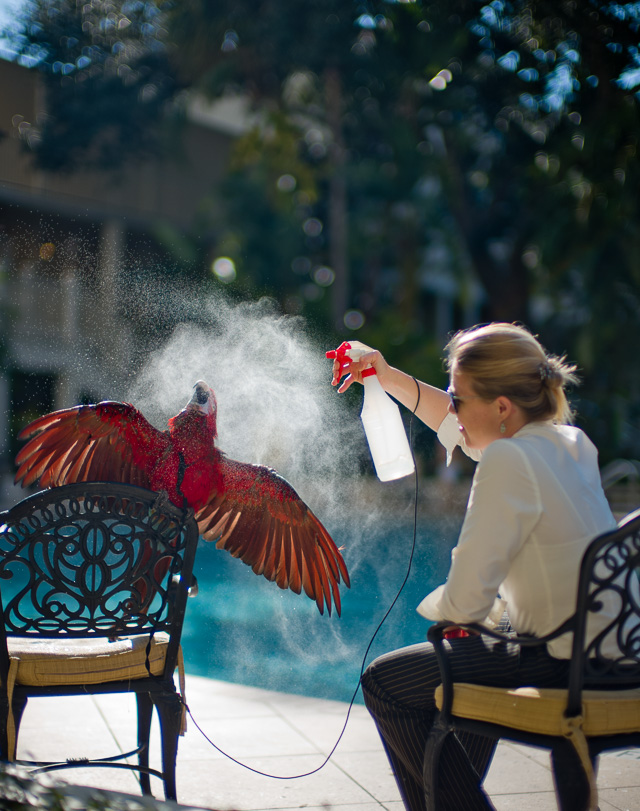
[{"xmin": 13, "ymin": 673, "xmax": 640, "ymax": 811}]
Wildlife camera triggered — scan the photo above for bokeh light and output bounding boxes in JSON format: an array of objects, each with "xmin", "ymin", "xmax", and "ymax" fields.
[
  {"xmin": 429, "ymin": 69, "xmax": 452, "ymax": 90},
  {"xmin": 39, "ymin": 242, "xmax": 56, "ymax": 261},
  {"xmin": 276, "ymin": 174, "xmax": 296, "ymax": 192},
  {"xmin": 211, "ymin": 256, "xmax": 236, "ymax": 283},
  {"xmin": 344, "ymin": 309, "xmax": 365, "ymax": 330},
  {"xmin": 313, "ymin": 266, "xmax": 335, "ymax": 287},
  {"xmin": 303, "ymin": 218, "xmax": 323, "ymax": 237}
]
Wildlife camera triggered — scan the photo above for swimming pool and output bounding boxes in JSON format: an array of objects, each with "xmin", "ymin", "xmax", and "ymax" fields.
[{"xmin": 180, "ymin": 514, "xmax": 461, "ymax": 705}]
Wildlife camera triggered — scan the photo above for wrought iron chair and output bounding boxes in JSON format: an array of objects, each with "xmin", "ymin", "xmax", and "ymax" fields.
[
  {"xmin": 425, "ymin": 508, "xmax": 640, "ymax": 811},
  {"xmin": 0, "ymin": 482, "xmax": 199, "ymax": 802}
]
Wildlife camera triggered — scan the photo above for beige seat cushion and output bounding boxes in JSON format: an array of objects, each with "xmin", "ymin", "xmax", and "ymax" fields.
[
  {"xmin": 435, "ymin": 683, "xmax": 640, "ymax": 737},
  {"xmin": 3, "ymin": 633, "xmax": 186, "ymax": 761},
  {"xmin": 7, "ymin": 633, "xmax": 169, "ymax": 687}
]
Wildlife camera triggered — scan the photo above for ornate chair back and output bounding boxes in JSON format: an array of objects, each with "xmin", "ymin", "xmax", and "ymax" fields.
[
  {"xmin": 426, "ymin": 508, "xmax": 640, "ymax": 811},
  {"xmin": 0, "ymin": 482, "xmax": 199, "ymax": 801}
]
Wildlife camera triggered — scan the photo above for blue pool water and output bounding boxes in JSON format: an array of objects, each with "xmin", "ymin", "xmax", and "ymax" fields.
[{"xmin": 180, "ymin": 513, "xmax": 461, "ymax": 705}]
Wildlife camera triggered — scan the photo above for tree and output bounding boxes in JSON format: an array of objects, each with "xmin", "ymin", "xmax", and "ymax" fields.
[
  {"xmin": 455, "ymin": 1, "xmax": 640, "ymax": 455},
  {"xmin": 15, "ymin": 0, "xmax": 181, "ymax": 171},
  {"xmin": 164, "ymin": 1, "xmax": 640, "ymax": 323},
  {"xmin": 165, "ymin": 0, "xmax": 390, "ymax": 331}
]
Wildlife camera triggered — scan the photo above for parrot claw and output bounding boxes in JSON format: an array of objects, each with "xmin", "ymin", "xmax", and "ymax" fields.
[{"xmin": 153, "ymin": 490, "xmax": 170, "ymax": 510}]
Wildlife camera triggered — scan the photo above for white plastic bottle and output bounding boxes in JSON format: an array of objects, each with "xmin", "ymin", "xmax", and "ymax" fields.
[
  {"xmin": 360, "ymin": 367, "xmax": 415, "ymax": 481},
  {"xmin": 327, "ymin": 341, "xmax": 415, "ymax": 482}
]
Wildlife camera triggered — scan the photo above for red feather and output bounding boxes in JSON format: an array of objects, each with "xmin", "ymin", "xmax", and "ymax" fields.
[{"xmin": 14, "ymin": 382, "xmax": 349, "ymax": 616}]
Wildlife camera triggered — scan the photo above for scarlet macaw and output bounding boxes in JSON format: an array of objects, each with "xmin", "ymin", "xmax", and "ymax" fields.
[{"xmin": 14, "ymin": 381, "xmax": 349, "ymax": 616}]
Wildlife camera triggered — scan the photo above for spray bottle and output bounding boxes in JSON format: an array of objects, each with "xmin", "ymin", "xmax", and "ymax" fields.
[{"xmin": 326, "ymin": 341, "xmax": 415, "ymax": 482}]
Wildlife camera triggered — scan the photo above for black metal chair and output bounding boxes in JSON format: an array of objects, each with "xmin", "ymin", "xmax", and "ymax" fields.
[
  {"xmin": 425, "ymin": 508, "xmax": 640, "ymax": 811},
  {"xmin": 0, "ymin": 482, "xmax": 199, "ymax": 802}
]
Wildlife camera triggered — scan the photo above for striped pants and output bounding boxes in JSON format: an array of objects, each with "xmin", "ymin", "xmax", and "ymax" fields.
[{"xmin": 361, "ymin": 621, "xmax": 579, "ymax": 811}]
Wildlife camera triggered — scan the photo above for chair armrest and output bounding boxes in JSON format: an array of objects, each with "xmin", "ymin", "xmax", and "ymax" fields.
[
  {"xmin": 427, "ymin": 616, "xmax": 575, "ymax": 648},
  {"xmin": 426, "ymin": 616, "xmax": 576, "ymax": 719}
]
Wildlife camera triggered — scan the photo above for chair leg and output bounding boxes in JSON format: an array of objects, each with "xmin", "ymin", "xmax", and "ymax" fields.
[
  {"xmin": 424, "ymin": 720, "xmax": 449, "ymax": 811},
  {"xmin": 0, "ymin": 692, "xmax": 27, "ymax": 760},
  {"xmin": 551, "ymin": 739, "xmax": 598, "ymax": 811},
  {"xmin": 0, "ymin": 700, "xmax": 8, "ymax": 760},
  {"xmin": 152, "ymin": 689, "xmax": 183, "ymax": 802},
  {"xmin": 136, "ymin": 693, "xmax": 154, "ymax": 796},
  {"xmin": 424, "ymin": 720, "xmax": 497, "ymax": 811}
]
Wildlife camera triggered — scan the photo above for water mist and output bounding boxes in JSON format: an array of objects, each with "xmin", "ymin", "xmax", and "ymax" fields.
[{"xmin": 122, "ymin": 286, "xmax": 452, "ymax": 702}]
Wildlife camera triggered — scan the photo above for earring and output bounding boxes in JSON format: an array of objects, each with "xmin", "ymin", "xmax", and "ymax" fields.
[{"xmin": 500, "ymin": 422, "xmax": 506, "ymax": 434}]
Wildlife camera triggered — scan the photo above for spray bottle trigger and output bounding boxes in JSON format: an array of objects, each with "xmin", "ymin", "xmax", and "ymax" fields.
[
  {"xmin": 326, "ymin": 342, "xmax": 354, "ymax": 372},
  {"xmin": 325, "ymin": 342, "xmax": 352, "ymax": 362}
]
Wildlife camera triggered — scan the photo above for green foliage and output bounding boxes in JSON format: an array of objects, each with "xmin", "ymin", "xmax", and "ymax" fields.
[
  {"xmin": 166, "ymin": 0, "xmax": 383, "ymax": 95},
  {"xmin": 15, "ymin": 0, "xmax": 182, "ymax": 171},
  {"xmin": 0, "ymin": 763, "xmax": 161, "ymax": 810}
]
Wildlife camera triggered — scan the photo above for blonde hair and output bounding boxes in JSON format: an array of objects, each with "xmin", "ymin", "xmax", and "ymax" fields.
[{"xmin": 445, "ymin": 323, "xmax": 579, "ymax": 425}]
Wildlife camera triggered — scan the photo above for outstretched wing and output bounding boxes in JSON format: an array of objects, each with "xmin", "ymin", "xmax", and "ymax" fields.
[
  {"xmin": 14, "ymin": 402, "xmax": 171, "ymax": 490},
  {"xmin": 195, "ymin": 456, "xmax": 350, "ymax": 616}
]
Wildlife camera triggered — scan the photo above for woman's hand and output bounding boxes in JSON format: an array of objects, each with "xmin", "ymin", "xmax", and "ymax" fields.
[{"xmin": 331, "ymin": 349, "xmax": 391, "ymax": 393}]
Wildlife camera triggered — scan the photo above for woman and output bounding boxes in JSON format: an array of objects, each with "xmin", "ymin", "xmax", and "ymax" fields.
[{"xmin": 330, "ymin": 323, "xmax": 616, "ymax": 811}]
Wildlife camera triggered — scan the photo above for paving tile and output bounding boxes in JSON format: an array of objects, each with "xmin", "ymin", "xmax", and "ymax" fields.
[
  {"xmin": 170, "ymin": 754, "xmax": 380, "ymax": 811},
  {"xmin": 329, "ymin": 749, "xmax": 399, "ymax": 803},
  {"xmin": 182, "ymin": 714, "xmax": 321, "ymax": 760},
  {"xmin": 181, "ymin": 676, "xmax": 285, "ymax": 721},
  {"xmin": 302, "ymin": 805, "xmax": 385, "ymax": 811},
  {"xmin": 597, "ymin": 790, "xmax": 640, "ymax": 811},
  {"xmin": 272, "ymin": 706, "xmax": 381, "ymax": 756},
  {"xmin": 597, "ymin": 752, "xmax": 640, "ymax": 789},
  {"xmin": 18, "ymin": 694, "xmax": 105, "ymax": 731},
  {"xmin": 492, "ymin": 792, "xmax": 559, "ymax": 810},
  {"xmin": 484, "ymin": 741, "xmax": 553, "ymax": 796},
  {"xmin": 48, "ymin": 766, "xmax": 144, "ymax": 798},
  {"xmin": 264, "ymin": 691, "xmax": 356, "ymax": 718},
  {"xmin": 17, "ymin": 695, "xmax": 134, "ymax": 762}
]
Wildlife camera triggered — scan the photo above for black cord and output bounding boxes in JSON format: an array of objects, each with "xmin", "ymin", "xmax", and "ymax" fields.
[{"xmin": 186, "ymin": 376, "xmax": 423, "ymax": 780}]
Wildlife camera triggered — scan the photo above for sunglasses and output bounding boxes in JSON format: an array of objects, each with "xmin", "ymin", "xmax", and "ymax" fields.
[{"xmin": 447, "ymin": 387, "xmax": 482, "ymax": 413}]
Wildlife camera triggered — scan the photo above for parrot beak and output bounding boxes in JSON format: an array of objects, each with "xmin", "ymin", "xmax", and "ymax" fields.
[{"xmin": 187, "ymin": 380, "xmax": 216, "ymax": 417}]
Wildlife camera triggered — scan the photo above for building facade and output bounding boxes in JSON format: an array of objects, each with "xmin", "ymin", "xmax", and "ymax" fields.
[{"xmin": 0, "ymin": 58, "xmax": 234, "ymax": 497}]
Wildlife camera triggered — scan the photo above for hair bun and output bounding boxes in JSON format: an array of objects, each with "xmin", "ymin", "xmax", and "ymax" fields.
[{"xmin": 539, "ymin": 362, "xmax": 553, "ymax": 382}]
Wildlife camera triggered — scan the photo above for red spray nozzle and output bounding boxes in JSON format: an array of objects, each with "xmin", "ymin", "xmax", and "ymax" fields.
[
  {"xmin": 326, "ymin": 341, "xmax": 376, "ymax": 375},
  {"xmin": 325, "ymin": 341, "xmax": 352, "ymax": 369}
]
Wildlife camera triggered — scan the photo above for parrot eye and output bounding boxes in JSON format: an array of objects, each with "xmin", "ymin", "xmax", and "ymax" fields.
[{"xmin": 195, "ymin": 389, "xmax": 209, "ymax": 405}]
